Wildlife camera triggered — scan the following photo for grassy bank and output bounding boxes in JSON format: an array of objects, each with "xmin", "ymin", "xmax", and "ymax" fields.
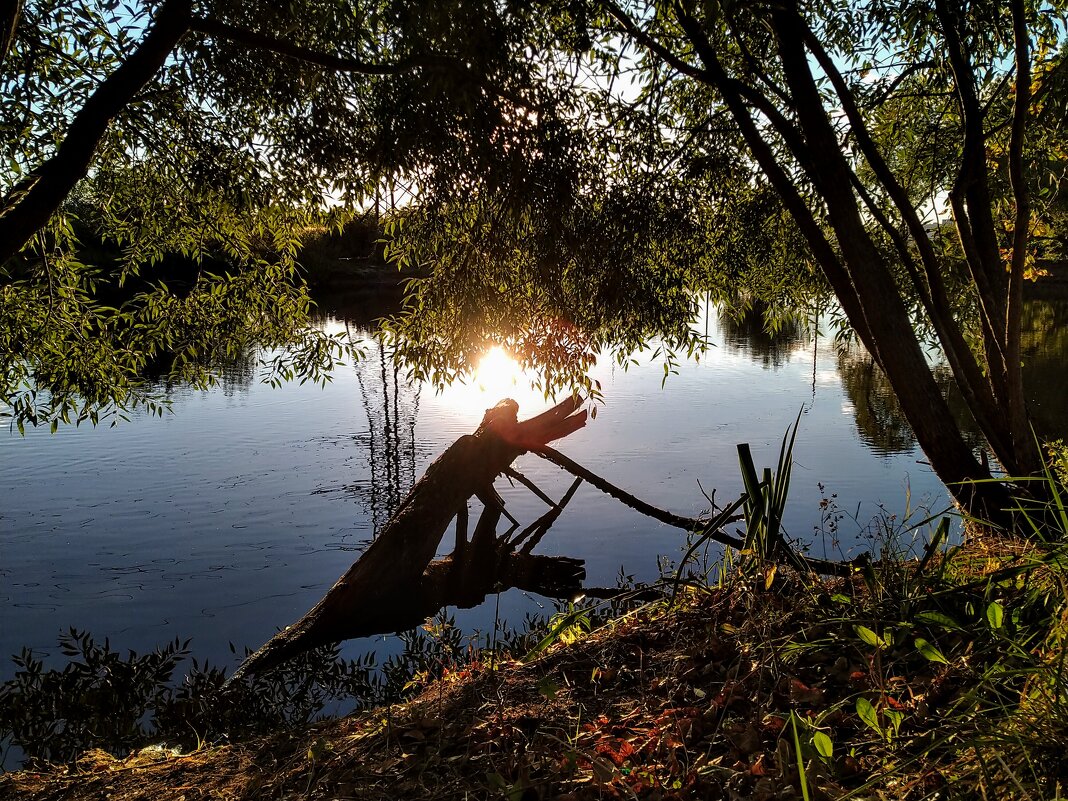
[{"xmin": 3, "ymin": 522, "xmax": 1068, "ymax": 800}]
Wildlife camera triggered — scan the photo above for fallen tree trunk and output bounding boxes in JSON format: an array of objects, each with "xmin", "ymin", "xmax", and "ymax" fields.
[
  {"xmin": 230, "ymin": 397, "xmax": 589, "ymax": 680},
  {"xmin": 231, "ymin": 395, "xmax": 860, "ymax": 680}
]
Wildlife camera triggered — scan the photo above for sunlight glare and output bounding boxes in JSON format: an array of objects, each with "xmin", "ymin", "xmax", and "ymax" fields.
[
  {"xmin": 475, "ymin": 346, "xmax": 520, "ymax": 395},
  {"xmin": 441, "ymin": 345, "xmax": 553, "ymax": 421}
]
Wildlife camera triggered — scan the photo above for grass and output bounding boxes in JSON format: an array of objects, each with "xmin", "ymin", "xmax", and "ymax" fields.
[{"xmin": 4, "ymin": 534, "xmax": 1068, "ymax": 799}]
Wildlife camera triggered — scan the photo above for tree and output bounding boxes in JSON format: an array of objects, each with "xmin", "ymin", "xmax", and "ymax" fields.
[
  {"xmin": 378, "ymin": 0, "xmax": 1068, "ymax": 517},
  {"xmin": 5, "ymin": 0, "xmax": 1068, "ymax": 520},
  {"xmin": 0, "ymin": 0, "xmax": 583, "ymax": 426},
  {"xmin": 567, "ymin": 0, "xmax": 1068, "ymax": 516}
]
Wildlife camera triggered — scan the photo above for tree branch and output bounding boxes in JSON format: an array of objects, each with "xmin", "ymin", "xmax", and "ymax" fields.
[
  {"xmin": 668, "ymin": 5, "xmax": 879, "ymax": 357},
  {"xmin": 188, "ymin": 15, "xmax": 535, "ymax": 112},
  {"xmin": 0, "ymin": 0, "xmax": 194, "ymax": 266},
  {"xmin": 600, "ymin": 0, "xmax": 709, "ymax": 84},
  {"xmin": 534, "ymin": 444, "xmax": 745, "ymax": 549},
  {"xmin": 804, "ymin": 27, "xmax": 1004, "ymax": 458},
  {"xmin": 0, "ymin": 0, "xmax": 22, "ymax": 72},
  {"xmin": 1004, "ymin": 0, "xmax": 1037, "ymax": 473},
  {"xmin": 188, "ymin": 16, "xmax": 454, "ymax": 76},
  {"xmin": 933, "ymin": 0, "xmax": 1009, "ymax": 329}
]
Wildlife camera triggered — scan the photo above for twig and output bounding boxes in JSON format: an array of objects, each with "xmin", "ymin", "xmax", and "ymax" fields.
[
  {"xmin": 536, "ymin": 446, "xmax": 858, "ymax": 577},
  {"xmin": 454, "ymin": 502, "xmax": 468, "ymax": 552},
  {"xmin": 476, "ymin": 485, "xmax": 519, "ymax": 528},
  {"xmin": 579, "ymin": 586, "xmax": 664, "ymax": 602},
  {"xmin": 514, "ymin": 477, "xmax": 584, "ymax": 555}
]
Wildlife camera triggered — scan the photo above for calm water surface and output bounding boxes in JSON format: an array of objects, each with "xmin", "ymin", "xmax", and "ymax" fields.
[{"xmin": 6, "ymin": 300, "xmax": 1050, "ymax": 682}]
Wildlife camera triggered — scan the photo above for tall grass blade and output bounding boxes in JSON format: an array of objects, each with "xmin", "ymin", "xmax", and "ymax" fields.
[{"xmin": 672, "ymin": 493, "xmax": 750, "ymax": 598}]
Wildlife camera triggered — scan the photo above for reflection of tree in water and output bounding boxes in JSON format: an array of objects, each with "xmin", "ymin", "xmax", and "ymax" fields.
[
  {"xmin": 147, "ymin": 347, "xmax": 258, "ymax": 396},
  {"xmin": 214, "ymin": 349, "xmax": 259, "ymax": 395},
  {"xmin": 717, "ymin": 303, "xmax": 808, "ymax": 369},
  {"xmin": 837, "ymin": 348, "xmax": 986, "ymax": 456},
  {"xmin": 355, "ymin": 334, "xmax": 421, "ymax": 537},
  {"xmin": 1021, "ymin": 300, "xmax": 1068, "ymax": 441},
  {"xmin": 836, "ymin": 349, "xmax": 916, "ymax": 455}
]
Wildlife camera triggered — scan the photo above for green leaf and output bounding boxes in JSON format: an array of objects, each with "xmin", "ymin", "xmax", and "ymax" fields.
[
  {"xmin": 986, "ymin": 601, "xmax": 1004, "ymax": 630},
  {"xmin": 884, "ymin": 709, "xmax": 904, "ymax": 736},
  {"xmin": 790, "ymin": 712, "xmax": 811, "ymax": 801},
  {"xmin": 914, "ymin": 637, "xmax": 949, "ymax": 664},
  {"xmin": 537, "ymin": 675, "xmax": 559, "ymax": 700},
  {"xmin": 856, "ymin": 697, "xmax": 881, "ymax": 735},
  {"xmin": 853, "ymin": 624, "xmax": 884, "ymax": 648},
  {"xmin": 813, "ymin": 730, "xmax": 833, "ymax": 759},
  {"xmin": 915, "ymin": 610, "xmax": 963, "ymax": 631}
]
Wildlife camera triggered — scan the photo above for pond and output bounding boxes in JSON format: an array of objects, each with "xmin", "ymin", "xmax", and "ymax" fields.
[{"xmin": 1, "ymin": 295, "xmax": 1063, "ymax": 692}]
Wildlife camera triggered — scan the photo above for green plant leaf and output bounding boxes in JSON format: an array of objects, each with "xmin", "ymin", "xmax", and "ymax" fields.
[
  {"xmin": 790, "ymin": 712, "xmax": 812, "ymax": 801},
  {"xmin": 914, "ymin": 637, "xmax": 949, "ymax": 664},
  {"xmin": 915, "ymin": 610, "xmax": 963, "ymax": 631},
  {"xmin": 884, "ymin": 709, "xmax": 904, "ymax": 737},
  {"xmin": 537, "ymin": 675, "xmax": 559, "ymax": 700},
  {"xmin": 986, "ymin": 601, "xmax": 1004, "ymax": 630},
  {"xmin": 856, "ymin": 697, "xmax": 881, "ymax": 735},
  {"xmin": 522, "ymin": 605, "xmax": 591, "ymax": 662},
  {"xmin": 813, "ymin": 730, "xmax": 833, "ymax": 759},
  {"xmin": 853, "ymin": 624, "xmax": 884, "ymax": 648}
]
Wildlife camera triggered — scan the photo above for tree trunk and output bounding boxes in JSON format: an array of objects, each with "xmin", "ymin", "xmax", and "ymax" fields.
[
  {"xmin": 0, "ymin": 0, "xmax": 21, "ymax": 71},
  {"xmin": 765, "ymin": 8, "xmax": 1009, "ymax": 519},
  {"xmin": 0, "ymin": 0, "xmax": 193, "ymax": 266}
]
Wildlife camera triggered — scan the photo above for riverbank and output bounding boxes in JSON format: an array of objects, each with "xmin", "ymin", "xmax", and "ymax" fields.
[{"xmin": 4, "ymin": 534, "xmax": 1064, "ymax": 800}]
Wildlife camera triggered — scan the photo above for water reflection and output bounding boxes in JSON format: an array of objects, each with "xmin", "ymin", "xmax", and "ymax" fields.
[
  {"xmin": 835, "ymin": 350, "xmax": 916, "ymax": 456},
  {"xmin": 835, "ymin": 314, "xmax": 1059, "ymax": 459},
  {"xmin": 202, "ymin": 291, "xmax": 1068, "ymax": 477},
  {"xmin": 717, "ymin": 304, "xmax": 810, "ymax": 369},
  {"xmin": 353, "ymin": 336, "xmax": 420, "ymax": 537},
  {"xmin": 711, "ymin": 297, "xmax": 1068, "ymax": 458},
  {"xmin": 834, "ymin": 348, "xmax": 994, "ymax": 458},
  {"xmin": 1022, "ymin": 300, "xmax": 1068, "ymax": 441},
  {"xmin": 6, "ymin": 289, "xmax": 1068, "ymax": 689}
]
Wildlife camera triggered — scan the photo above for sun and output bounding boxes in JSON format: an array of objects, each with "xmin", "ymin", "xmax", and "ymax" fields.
[
  {"xmin": 437, "ymin": 345, "xmax": 551, "ymax": 420},
  {"xmin": 474, "ymin": 346, "xmax": 521, "ymax": 395}
]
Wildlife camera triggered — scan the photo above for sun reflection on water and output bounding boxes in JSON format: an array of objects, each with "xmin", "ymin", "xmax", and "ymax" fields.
[{"xmin": 474, "ymin": 346, "xmax": 521, "ymax": 393}]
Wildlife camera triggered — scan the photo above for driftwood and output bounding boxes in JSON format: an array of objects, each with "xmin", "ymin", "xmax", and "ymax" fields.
[
  {"xmin": 232, "ymin": 395, "xmax": 859, "ymax": 680},
  {"xmin": 533, "ymin": 445, "xmax": 857, "ymax": 577},
  {"xmin": 230, "ymin": 397, "xmax": 589, "ymax": 680}
]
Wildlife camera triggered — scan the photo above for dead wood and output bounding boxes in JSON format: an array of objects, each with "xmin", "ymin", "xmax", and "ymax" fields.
[
  {"xmin": 231, "ymin": 394, "xmax": 861, "ymax": 680},
  {"xmin": 534, "ymin": 445, "xmax": 746, "ymax": 548},
  {"xmin": 230, "ymin": 397, "xmax": 588, "ymax": 680}
]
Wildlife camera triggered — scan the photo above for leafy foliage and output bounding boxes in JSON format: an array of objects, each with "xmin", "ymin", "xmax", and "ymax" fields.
[
  {"xmin": 4, "ymin": 0, "xmax": 1068, "ymax": 523},
  {"xmin": 0, "ymin": 0, "xmax": 601, "ymax": 427},
  {"xmin": 0, "ymin": 587, "xmax": 645, "ymax": 767}
]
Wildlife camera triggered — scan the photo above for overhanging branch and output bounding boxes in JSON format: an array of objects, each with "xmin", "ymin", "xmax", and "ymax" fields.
[
  {"xmin": 0, "ymin": 0, "xmax": 194, "ymax": 266},
  {"xmin": 188, "ymin": 16, "xmax": 457, "ymax": 76}
]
